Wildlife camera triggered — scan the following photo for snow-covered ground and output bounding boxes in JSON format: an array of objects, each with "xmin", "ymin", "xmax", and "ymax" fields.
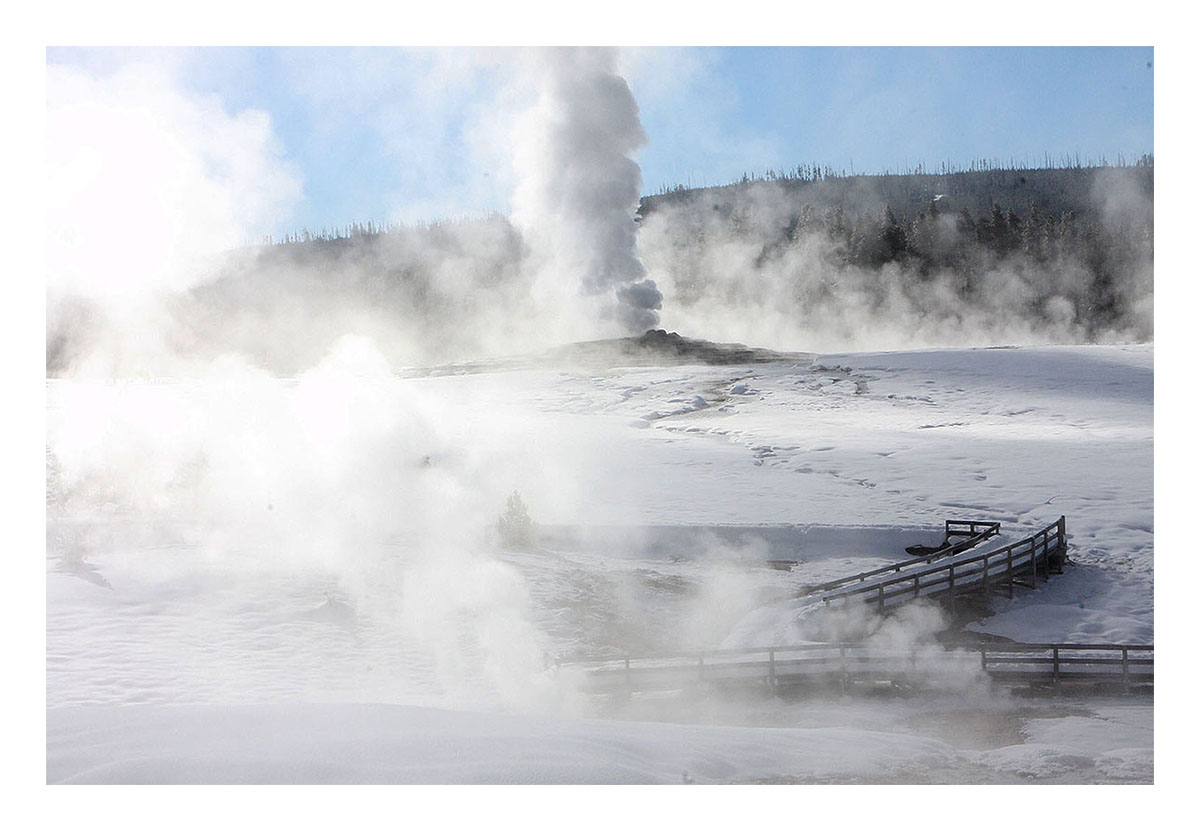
[{"xmin": 45, "ymin": 341, "xmax": 1153, "ymax": 783}]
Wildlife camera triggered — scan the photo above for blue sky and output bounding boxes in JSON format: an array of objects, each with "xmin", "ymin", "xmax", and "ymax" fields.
[{"xmin": 46, "ymin": 46, "xmax": 1154, "ymax": 237}]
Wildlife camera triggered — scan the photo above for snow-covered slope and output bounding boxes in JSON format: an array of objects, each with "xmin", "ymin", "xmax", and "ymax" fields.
[
  {"xmin": 45, "ymin": 342, "xmax": 1153, "ymax": 783},
  {"xmin": 46, "ymin": 700, "xmax": 1151, "ymax": 785}
]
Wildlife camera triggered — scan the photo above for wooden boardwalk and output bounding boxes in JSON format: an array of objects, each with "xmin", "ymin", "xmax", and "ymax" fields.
[
  {"xmin": 807, "ymin": 517, "xmax": 1066, "ymax": 614},
  {"xmin": 556, "ymin": 641, "xmax": 1153, "ymax": 696},
  {"xmin": 553, "ymin": 517, "xmax": 1152, "ymax": 696}
]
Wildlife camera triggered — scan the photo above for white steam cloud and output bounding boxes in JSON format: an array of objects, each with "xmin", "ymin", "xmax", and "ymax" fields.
[
  {"xmin": 46, "ymin": 60, "xmax": 302, "ymax": 377},
  {"xmin": 44, "ymin": 56, "xmax": 583, "ymax": 710},
  {"xmin": 47, "ymin": 335, "xmax": 575, "ymax": 710},
  {"xmin": 512, "ymin": 47, "xmax": 662, "ymax": 337},
  {"xmin": 637, "ymin": 178, "xmax": 1153, "ymax": 351}
]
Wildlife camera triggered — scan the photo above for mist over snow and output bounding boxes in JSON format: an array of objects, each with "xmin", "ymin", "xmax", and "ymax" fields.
[
  {"xmin": 47, "ymin": 334, "xmax": 584, "ymax": 713},
  {"xmin": 47, "ymin": 342, "xmax": 1155, "ymax": 783},
  {"xmin": 44, "ymin": 47, "xmax": 1154, "ymax": 785}
]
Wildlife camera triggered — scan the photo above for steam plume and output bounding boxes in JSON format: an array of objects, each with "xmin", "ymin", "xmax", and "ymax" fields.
[
  {"xmin": 46, "ymin": 60, "xmax": 301, "ymax": 377},
  {"xmin": 512, "ymin": 47, "xmax": 662, "ymax": 336}
]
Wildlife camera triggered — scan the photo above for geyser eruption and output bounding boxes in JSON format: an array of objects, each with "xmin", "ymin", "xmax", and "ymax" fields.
[{"xmin": 512, "ymin": 47, "xmax": 662, "ymax": 336}]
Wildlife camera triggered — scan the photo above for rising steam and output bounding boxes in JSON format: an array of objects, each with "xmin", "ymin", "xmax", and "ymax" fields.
[
  {"xmin": 46, "ymin": 60, "xmax": 302, "ymax": 377},
  {"xmin": 637, "ymin": 174, "xmax": 1152, "ymax": 351},
  {"xmin": 512, "ymin": 47, "xmax": 662, "ymax": 336}
]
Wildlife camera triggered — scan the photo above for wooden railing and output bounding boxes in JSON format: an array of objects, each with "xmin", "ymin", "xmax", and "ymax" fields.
[
  {"xmin": 819, "ymin": 517, "xmax": 1067, "ymax": 613},
  {"xmin": 549, "ymin": 516, "xmax": 1145, "ymax": 696},
  {"xmin": 976, "ymin": 643, "xmax": 1153, "ymax": 687},
  {"xmin": 554, "ymin": 638, "xmax": 1153, "ymax": 694},
  {"xmin": 798, "ymin": 519, "xmax": 1001, "ymax": 597},
  {"xmin": 945, "ymin": 519, "xmax": 1004, "ymax": 541}
]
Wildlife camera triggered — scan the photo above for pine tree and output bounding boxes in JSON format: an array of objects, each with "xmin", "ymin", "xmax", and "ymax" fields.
[
  {"xmin": 880, "ymin": 207, "xmax": 910, "ymax": 263},
  {"xmin": 497, "ymin": 491, "xmax": 534, "ymax": 549}
]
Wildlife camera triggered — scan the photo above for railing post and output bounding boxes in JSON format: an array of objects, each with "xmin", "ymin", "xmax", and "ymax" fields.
[
  {"xmin": 840, "ymin": 644, "xmax": 848, "ymax": 693},
  {"xmin": 1053, "ymin": 647, "xmax": 1060, "ymax": 692},
  {"xmin": 1007, "ymin": 547, "xmax": 1014, "ymax": 598},
  {"xmin": 769, "ymin": 649, "xmax": 776, "ymax": 687},
  {"xmin": 1122, "ymin": 647, "xmax": 1129, "ymax": 694},
  {"xmin": 698, "ymin": 654, "xmax": 704, "ymax": 683},
  {"xmin": 913, "ymin": 572, "xmax": 920, "ymax": 599},
  {"xmin": 980, "ymin": 647, "xmax": 987, "ymax": 673},
  {"xmin": 1055, "ymin": 516, "xmax": 1067, "ymax": 573}
]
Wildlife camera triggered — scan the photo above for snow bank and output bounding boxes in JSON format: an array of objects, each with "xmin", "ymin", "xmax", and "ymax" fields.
[{"xmin": 47, "ymin": 702, "xmax": 955, "ymax": 785}]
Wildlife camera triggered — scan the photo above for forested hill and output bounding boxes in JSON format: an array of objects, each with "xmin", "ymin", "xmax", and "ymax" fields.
[
  {"xmin": 626, "ymin": 161, "xmax": 1152, "ymax": 352},
  {"xmin": 639, "ymin": 162, "xmax": 1153, "ymax": 229},
  {"xmin": 47, "ymin": 162, "xmax": 1154, "ymax": 376}
]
